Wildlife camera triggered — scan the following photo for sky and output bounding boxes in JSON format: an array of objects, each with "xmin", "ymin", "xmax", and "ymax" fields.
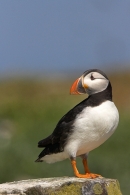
[{"xmin": 0, "ymin": 1, "xmax": 130, "ymax": 77}]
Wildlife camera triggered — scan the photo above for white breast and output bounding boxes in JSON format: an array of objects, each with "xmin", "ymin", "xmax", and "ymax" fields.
[{"xmin": 64, "ymin": 101, "xmax": 119, "ymax": 157}]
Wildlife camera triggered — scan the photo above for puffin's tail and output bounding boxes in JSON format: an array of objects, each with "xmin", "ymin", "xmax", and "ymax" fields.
[
  {"xmin": 35, "ymin": 158, "xmax": 43, "ymax": 162},
  {"xmin": 35, "ymin": 143, "xmax": 62, "ymax": 162}
]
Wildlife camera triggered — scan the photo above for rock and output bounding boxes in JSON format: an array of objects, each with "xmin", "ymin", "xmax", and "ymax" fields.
[{"xmin": 0, "ymin": 177, "xmax": 122, "ymax": 195}]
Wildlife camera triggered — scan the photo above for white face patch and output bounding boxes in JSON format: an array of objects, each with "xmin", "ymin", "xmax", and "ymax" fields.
[{"xmin": 83, "ymin": 72, "xmax": 109, "ymax": 95}]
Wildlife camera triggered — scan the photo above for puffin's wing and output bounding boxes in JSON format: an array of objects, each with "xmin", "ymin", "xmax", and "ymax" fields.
[
  {"xmin": 36, "ymin": 104, "xmax": 85, "ymax": 162},
  {"xmin": 37, "ymin": 111, "xmax": 74, "ymax": 148},
  {"xmin": 51, "ymin": 100, "xmax": 87, "ymax": 144},
  {"xmin": 37, "ymin": 108, "xmax": 77, "ymax": 148},
  {"xmin": 38, "ymin": 100, "xmax": 86, "ymax": 148}
]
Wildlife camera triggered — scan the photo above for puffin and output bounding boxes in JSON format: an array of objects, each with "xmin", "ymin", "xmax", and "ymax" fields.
[{"xmin": 35, "ymin": 69, "xmax": 119, "ymax": 178}]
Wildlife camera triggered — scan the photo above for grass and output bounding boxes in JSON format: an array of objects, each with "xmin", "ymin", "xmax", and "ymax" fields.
[{"xmin": 0, "ymin": 73, "xmax": 130, "ymax": 194}]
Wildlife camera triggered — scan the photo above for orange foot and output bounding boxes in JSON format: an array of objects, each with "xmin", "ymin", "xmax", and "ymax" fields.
[
  {"xmin": 75, "ymin": 173, "xmax": 102, "ymax": 179},
  {"xmin": 71, "ymin": 159, "xmax": 102, "ymax": 179}
]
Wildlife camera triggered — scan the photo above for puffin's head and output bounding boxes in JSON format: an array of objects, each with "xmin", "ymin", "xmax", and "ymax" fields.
[{"xmin": 70, "ymin": 69, "xmax": 110, "ymax": 95}]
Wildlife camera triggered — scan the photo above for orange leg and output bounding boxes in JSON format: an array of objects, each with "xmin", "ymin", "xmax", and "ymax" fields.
[
  {"xmin": 82, "ymin": 158, "xmax": 90, "ymax": 173},
  {"xmin": 82, "ymin": 158, "xmax": 101, "ymax": 178},
  {"xmin": 71, "ymin": 159, "xmax": 102, "ymax": 178}
]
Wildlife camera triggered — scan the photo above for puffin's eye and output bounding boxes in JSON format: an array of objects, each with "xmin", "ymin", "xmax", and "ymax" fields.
[{"xmin": 90, "ymin": 74, "xmax": 95, "ymax": 80}]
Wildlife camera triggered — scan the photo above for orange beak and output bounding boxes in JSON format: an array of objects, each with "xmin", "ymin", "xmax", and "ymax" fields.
[
  {"xmin": 70, "ymin": 78, "xmax": 81, "ymax": 94},
  {"xmin": 70, "ymin": 77, "xmax": 87, "ymax": 95}
]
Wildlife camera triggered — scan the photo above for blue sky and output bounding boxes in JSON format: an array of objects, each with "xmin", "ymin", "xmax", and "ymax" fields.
[{"xmin": 0, "ymin": 1, "xmax": 130, "ymax": 77}]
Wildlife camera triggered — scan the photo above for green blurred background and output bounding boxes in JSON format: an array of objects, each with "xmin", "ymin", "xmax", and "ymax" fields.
[
  {"xmin": 1, "ymin": 2, "xmax": 130, "ymax": 194},
  {"xmin": 0, "ymin": 72, "xmax": 130, "ymax": 194}
]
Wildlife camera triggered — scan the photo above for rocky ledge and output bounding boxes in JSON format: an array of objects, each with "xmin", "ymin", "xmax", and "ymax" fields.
[{"xmin": 0, "ymin": 177, "xmax": 122, "ymax": 195}]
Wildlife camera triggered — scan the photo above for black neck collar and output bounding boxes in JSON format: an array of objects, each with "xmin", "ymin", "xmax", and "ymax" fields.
[{"xmin": 86, "ymin": 82, "xmax": 112, "ymax": 107}]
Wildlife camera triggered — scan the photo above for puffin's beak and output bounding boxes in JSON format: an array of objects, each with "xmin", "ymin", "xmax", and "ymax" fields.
[{"xmin": 70, "ymin": 76, "xmax": 88, "ymax": 95}]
